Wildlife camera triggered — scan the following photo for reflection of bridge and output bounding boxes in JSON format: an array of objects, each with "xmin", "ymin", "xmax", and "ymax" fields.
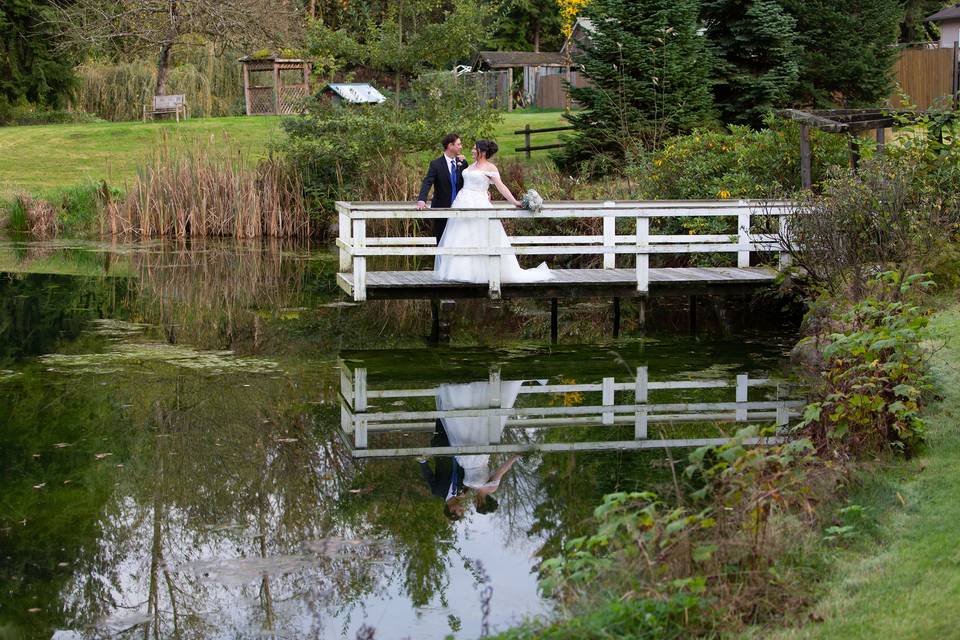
[{"xmin": 338, "ymin": 360, "xmax": 804, "ymax": 458}]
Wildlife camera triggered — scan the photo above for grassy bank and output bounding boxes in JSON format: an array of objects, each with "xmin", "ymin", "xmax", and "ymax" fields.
[
  {"xmin": 0, "ymin": 111, "xmax": 569, "ymax": 198},
  {"xmin": 757, "ymin": 303, "xmax": 960, "ymax": 640}
]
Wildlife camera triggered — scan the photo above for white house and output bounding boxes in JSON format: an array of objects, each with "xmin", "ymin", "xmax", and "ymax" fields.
[{"xmin": 927, "ymin": 4, "xmax": 960, "ymax": 47}]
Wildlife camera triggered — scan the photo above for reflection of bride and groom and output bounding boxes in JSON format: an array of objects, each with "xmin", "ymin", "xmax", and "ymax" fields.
[
  {"xmin": 418, "ymin": 379, "xmax": 536, "ymax": 520},
  {"xmin": 416, "ymin": 133, "xmax": 553, "ymax": 284}
]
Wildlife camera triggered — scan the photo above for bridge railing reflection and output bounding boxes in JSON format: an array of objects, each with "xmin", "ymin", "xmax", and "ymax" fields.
[{"xmin": 338, "ymin": 360, "xmax": 804, "ymax": 458}]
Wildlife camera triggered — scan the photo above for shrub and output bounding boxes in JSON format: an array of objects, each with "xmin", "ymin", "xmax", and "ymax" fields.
[
  {"xmin": 796, "ymin": 272, "xmax": 932, "ymax": 456},
  {"xmin": 629, "ymin": 117, "xmax": 849, "ymax": 199}
]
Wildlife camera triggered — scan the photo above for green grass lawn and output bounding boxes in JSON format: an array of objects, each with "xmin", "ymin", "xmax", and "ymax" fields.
[
  {"xmin": 757, "ymin": 304, "xmax": 960, "ymax": 639},
  {"xmin": 1, "ymin": 110, "xmax": 570, "ymax": 197}
]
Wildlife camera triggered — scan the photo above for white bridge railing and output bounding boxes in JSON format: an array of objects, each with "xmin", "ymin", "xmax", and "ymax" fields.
[
  {"xmin": 339, "ymin": 363, "xmax": 803, "ymax": 456},
  {"xmin": 335, "ymin": 199, "xmax": 796, "ymax": 301}
]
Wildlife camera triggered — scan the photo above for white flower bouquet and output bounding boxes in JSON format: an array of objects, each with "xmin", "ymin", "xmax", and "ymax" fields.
[{"xmin": 520, "ymin": 189, "xmax": 544, "ymax": 214}]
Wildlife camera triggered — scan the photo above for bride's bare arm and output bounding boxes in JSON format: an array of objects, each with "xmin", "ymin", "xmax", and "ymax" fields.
[{"xmin": 487, "ymin": 168, "xmax": 522, "ymax": 207}]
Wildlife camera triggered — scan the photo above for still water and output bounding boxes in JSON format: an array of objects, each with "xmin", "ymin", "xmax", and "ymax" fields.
[{"xmin": 0, "ymin": 238, "xmax": 800, "ymax": 639}]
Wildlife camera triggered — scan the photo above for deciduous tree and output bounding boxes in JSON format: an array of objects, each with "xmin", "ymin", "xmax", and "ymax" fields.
[{"xmin": 55, "ymin": 0, "xmax": 299, "ymax": 95}]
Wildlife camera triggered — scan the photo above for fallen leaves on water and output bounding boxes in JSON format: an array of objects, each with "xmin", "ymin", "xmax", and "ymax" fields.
[
  {"xmin": 27, "ymin": 608, "xmax": 41, "ymax": 613},
  {"xmin": 348, "ymin": 486, "xmax": 374, "ymax": 495},
  {"xmin": 53, "ymin": 443, "xmax": 72, "ymax": 448},
  {"xmin": 95, "ymin": 453, "xmax": 113, "ymax": 460},
  {"xmin": 275, "ymin": 438, "xmax": 299, "ymax": 443},
  {"xmin": 32, "ymin": 483, "xmax": 46, "ymax": 490}
]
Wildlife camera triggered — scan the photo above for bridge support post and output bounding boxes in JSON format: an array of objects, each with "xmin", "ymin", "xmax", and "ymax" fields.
[
  {"xmin": 688, "ymin": 295, "xmax": 698, "ymax": 335},
  {"xmin": 550, "ymin": 298, "xmax": 558, "ymax": 344},
  {"xmin": 612, "ymin": 297, "xmax": 621, "ymax": 338},
  {"xmin": 430, "ymin": 299, "xmax": 454, "ymax": 344},
  {"xmin": 637, "ymin": 297, "xmax": 647, "ymax": 332}
]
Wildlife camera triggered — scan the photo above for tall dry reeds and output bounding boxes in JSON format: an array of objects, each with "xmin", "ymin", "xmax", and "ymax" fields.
[
  {"xmin": 105, "ymin": 139, "xmax": 309, "ymax": 239},
  {"xmin": 11, "ymin": 194, "xmax": 61, "ymax": 238}
]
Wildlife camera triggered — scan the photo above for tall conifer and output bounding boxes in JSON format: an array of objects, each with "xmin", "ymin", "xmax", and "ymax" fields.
[
  {"xmin": 558, "ymin": 0, "xmax": 715, "ymax": 172},
  {"xmin": 702, "ymin": 0, "xmax": 800, "ymax": 127}
]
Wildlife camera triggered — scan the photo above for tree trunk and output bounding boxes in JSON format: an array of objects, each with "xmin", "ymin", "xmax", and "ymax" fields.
[
  {"xmin": 533, "ymin": 18, "xmax": 541, "ymax": 52},
  {"xmin": 154, "ymin": 0, "xmax": 180, "ymax": 96},
  {"xmin": 308, "ymin": 0, "xmax": 316, "ymax": 20},
  {"xmin": 155, "ymin": 41, "xmax": 174, "ymax": 95}
]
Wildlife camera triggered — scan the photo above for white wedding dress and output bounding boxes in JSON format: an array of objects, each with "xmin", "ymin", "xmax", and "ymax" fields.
[
  {"xmin": 435, "ymin": 166, "xmax": 552, "ymax": 283},
  {"xmin": 437, "ymin": 380, "xmax": 526, "ymax": 490}
]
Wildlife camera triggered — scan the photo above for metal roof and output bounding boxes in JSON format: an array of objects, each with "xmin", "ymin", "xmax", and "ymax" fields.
[
  {"xmin": 474, "ymin": 51, "xmax": 568, "ymax": 68},
  {"xmin": 325, "ymin": 83, "xmax": 386, "ymax": 104}
]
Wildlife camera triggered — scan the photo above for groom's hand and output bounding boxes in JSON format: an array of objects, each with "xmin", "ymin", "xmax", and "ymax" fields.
[{"xmin": 416, "ymin": 200, "xmax": 427, "ymax": 210}]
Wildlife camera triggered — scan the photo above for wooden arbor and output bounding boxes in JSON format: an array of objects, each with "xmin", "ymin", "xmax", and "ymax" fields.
[
  {"xmin": 239, "ymin": 55, "xmax": 311, "ymax": 115},
  {"xmin": 777, "ymin": 108, "xmax": 946, "ymax": 188}
]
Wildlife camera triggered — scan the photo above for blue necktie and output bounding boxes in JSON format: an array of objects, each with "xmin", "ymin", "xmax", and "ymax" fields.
[{"xmin": 450, "ymin": 160, "xmax": 458, "ymax": 203}]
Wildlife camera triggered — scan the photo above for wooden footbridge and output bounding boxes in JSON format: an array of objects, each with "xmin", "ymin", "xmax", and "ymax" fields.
[{"xmin": 335, "ymin": 199, "xmax": 796, "ymax": 339}]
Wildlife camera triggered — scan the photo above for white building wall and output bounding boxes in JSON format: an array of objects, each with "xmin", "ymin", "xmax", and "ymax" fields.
[{"xmin": 940, "ymin": 20, "xmax": 960, "ymax": 47}]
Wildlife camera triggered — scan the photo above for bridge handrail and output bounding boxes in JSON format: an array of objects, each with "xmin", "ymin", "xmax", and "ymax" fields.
[{"xmin": 335, "ymin": 199, "xmax": 798, "ymax": 301}]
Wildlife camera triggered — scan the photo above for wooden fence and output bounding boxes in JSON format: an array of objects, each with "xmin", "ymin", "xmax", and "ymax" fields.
[
  {"xmin": 515, "ymin": 123, "xmax": 575, "ymax": 157},
  {"xmin": 893, "ymin": 45, "xmax": 960, "ymax": 109}
]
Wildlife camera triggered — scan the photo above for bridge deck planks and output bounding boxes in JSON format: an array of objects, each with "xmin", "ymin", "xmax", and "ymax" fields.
[{"xmin": 337, "ymin": 266, "xmax": 777, "ymax": 300}]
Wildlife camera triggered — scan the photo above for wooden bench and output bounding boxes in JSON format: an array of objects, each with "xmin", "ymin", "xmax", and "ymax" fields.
[{"xmin": 143, "ymin": 94, "xmax": 188, "ymax": 122}]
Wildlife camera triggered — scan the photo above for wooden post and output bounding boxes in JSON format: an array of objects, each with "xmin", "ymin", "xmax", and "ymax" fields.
[
  {"xmin": 876, "ymin": 126, "xmax": 885, "ymax": 153},
  {"xmin": 353, "ymin": 368, "xmax": 367, "ymax": 412},
  {"xmin": 737, "ymin": 208, "xmax": 750, "ymax": 268},
  {"xmin": 524, "ymin": 124, "xmax": 532, "ymax": 159},
  {"xmin": 352, "ymin": 219, "xmax": 367, "ymax": 302},
  {"xmin": 637, "ymin": 298, "xmax": 647, "ymax": 332},
  {"xmin": 487, "ymin": 217, "xmax": 502, "ymax": 299},
  {"xmin": 848, "ymin": 134, "xmax": 860, "ymax": 172},
  {"xmin": 273, "ymin": 61, "xmax": 281, "ymax": 115},
  {"xmin": 550, "ymin": 298, "xmax": 558, "ymax": 344},
  {"xmin": 800, "ymin": 124, "xmax": 812, "ymax": 189},
  {"xmin": 601, "ymin": 377, "xmax": 614, "ymax": 425},
  {"xmin": 508, "ymin": 67, "xmax": 514, "ymax": 112},
  {"xmin": 338, "ymin": 206, "xmax": 352, "ymax": 272},
  {"xmin": 954, "ymin": 41, "xmax": 959, "ymax": 111},
  {"xmin": 612, "ymin": 297, "xmax": 621, "ymax": 338},
  {"xmin": 735, "ymin": 374, "xmax": 748, "ymax": 421},
  {"xmin": 778, "ymin": 213, "xmax": 792, "ymax": 270},
  {"xmin": 634, "ymin": 366, "xmax": 648, "ymax": 439},
  {"xmin": 487, "ymin": 369, "xmax": 502, "ymax": 443},
  {"xmin": 688, "ymin": 295, "xmax": 698, "ymax": 335},
  {"xmin": 243, "ymin": 61, "xmax": 252, "ymax": 116},
  {"xmin": 636, "ymin": 216, "xmax": 649, "ymax": 293},
  {"xmin": 603, "ymin": 214, "xmax": 615, "ymax": 269}
]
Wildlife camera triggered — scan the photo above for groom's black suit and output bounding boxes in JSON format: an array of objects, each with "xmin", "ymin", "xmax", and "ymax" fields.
[{"xmin": 418, "ymin": 155, "xmax": 468, "ymax": 242}]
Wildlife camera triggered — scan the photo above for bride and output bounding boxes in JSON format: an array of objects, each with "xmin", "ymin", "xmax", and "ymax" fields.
[{"xmin": 435, "ymin": 140, "xmax": 552, "ymax": 283}]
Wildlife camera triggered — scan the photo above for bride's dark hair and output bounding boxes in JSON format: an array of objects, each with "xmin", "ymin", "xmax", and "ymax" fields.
[{"xmin": 475, "ymin": 139, "xmax": 499, "ymax": 159}]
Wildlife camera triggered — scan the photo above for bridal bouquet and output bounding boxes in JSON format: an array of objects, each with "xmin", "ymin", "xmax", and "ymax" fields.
[{"xmin": 520, "ymin": 189, "xmax": 544, "ymax": 214}]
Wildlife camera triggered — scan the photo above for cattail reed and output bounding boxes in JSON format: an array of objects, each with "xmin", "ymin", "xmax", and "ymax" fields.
[{"xmin": 105, "ymin": 138, "xmax": 309, "ymax": 239}]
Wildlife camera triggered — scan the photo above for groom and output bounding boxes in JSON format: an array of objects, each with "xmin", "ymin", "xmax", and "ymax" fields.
[{"xmin": 416, "ymin": 133, "xmax": 468, "ymax": 243}]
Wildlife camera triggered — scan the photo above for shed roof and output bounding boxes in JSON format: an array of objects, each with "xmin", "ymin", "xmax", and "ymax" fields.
[
  {"xmin": 324, "ymin": 83, "xmax": 386, "ymax": 104},
  {"xmin": 927, "ymin": 4, "xmax": 960, "ymax": 21},
  {"xmin": 474, "ymin": 51, "xmax": 567, "ymax": 68}
]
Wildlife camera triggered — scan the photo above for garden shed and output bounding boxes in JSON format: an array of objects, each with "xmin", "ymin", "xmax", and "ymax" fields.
[
  {"xmin": 473, "ymin": 51, "xmax": 572, "ymax": 109},
  {"xmin": 239, "ymin": 55, "xmax": 311, "ymax": 115}
]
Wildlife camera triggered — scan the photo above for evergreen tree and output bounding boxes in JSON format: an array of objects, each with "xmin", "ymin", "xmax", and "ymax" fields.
[
  {"xmin": 0, "ymin": 0, "xmax": 76, "ymax": 112},
  {"xmin": 782, "ymin": 0, "xmax": 903, "ymax": 107},
  {"xmin": 899, "ymin": 0, "xmax": 950, "ymax": 43},
  {"xmin": 559, "ymin": 0, "xmax": 715, "ymax": 173},
  {"xmin": 702, "ymin": 0, "xmax": 800, "ymax": 127}
]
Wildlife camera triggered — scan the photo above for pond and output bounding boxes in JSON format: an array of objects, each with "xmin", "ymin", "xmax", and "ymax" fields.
[{"xmin": 0, "ymin": 238, "xmax": 802, "ymax": 639}]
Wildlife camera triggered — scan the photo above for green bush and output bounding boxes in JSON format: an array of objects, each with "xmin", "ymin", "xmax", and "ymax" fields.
[
  {"xmin": 629, "ymin": 117, "xmax": 850, "ymax": 199},
  {"xmin": 797, "ymin": 272, "xmax": 932, "ymax": 456}
]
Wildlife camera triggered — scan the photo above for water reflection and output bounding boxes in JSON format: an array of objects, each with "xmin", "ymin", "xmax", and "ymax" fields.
[
  {"xmin": 1, "ymin": 239, "xmax": 802, "ymax": 640},
  {"xmin": 338, "ymin": 360, "xmax": 801, "ymax": 459}
]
